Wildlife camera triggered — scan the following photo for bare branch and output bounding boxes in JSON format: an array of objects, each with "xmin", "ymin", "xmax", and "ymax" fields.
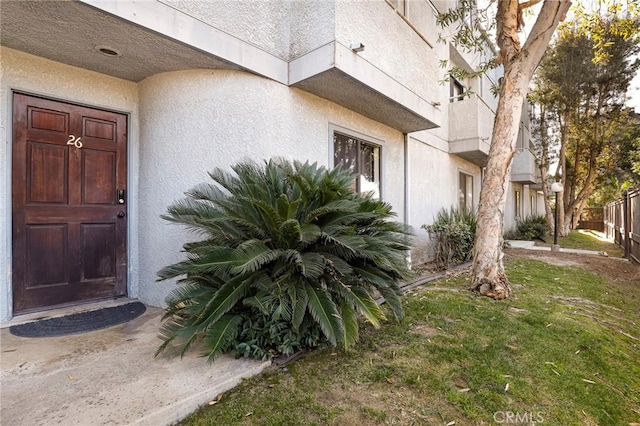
[
  {"xmin": 519, "ymin": 0, "xmax": 544, "ymax": 10},
  {"xmin": 519, "ymin": 0, "xmax": 572, "ymax": 70}
]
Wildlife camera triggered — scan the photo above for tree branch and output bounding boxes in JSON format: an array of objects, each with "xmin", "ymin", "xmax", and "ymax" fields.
[
  {"xmin": 519, "ymin": 0, "xmax": 543, "ymax": 9},
  {"xmin": 518, "ymin": 0, "xmax": 572, "ymax": 69}
]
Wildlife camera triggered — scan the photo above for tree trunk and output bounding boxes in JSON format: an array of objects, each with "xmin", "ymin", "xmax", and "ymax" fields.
[
  {"xmin": 472, "ymin": 73, "xmax": 526, "ymax": 300},
  {"xmin": 557, "ymin": 112, "xmax": 568, "ymax": 236},
  {"xmin": 543, "ymin": 187, "xmax": 554, "ymax": 232},
  {"xmin": 573, "ymin": 197, "xmax": 588, "ymax": 229},
  {"xmin": 472, "ymin": 0, "xmax": 571, "ymax": 299},
  {"xmin": 563, "ymin": 187, "xmax": 593, "ymax": 233},
  {"xmin": 537, "ymin": 108, "xmax": 555, "ymax": 231},
  {"xmin": 562, "ymin": 91, "xmax": 604, "ymax": 234}
]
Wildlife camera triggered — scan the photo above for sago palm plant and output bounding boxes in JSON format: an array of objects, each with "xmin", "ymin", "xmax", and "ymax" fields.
[
  {"xmin": 422, "ymin": 206, "xmax": 477, "ymax": 269},
  {"xmin": 157, "ymin": 158, "xmax": 413, "ymax": 362}
]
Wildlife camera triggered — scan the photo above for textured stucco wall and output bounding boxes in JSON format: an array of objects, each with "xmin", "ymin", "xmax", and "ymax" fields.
[
  {"xmin": 137, "ymin": 69, "xmax": 405, "ymax": 307},
  {"xmin": 289, "ymin": 0, "xmax": 335, "ymax": 59},
  {"xmin": 406, "ymin": 0, "xmax": 440, "ymax": 47},
  {"xmin": 0, "ymin": 47, "xmax": 139, "ymax": 321},
  {"xmin": 407, "ymin": 134, "xmax": 481, "ymax": 264},
  {"xmin": 334, "ymin": 0, "xmax": 440, "ymax": 105},
  {"xmin": 159, "ymin": 0, "xmax": 292, "ymax": 60},
  {"xmin": 448, "ymin": 96, "xmax": 495, "ymax": 143}
]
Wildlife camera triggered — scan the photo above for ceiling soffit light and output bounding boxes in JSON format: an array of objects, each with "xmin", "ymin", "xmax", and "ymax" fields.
[{"xmin": 96, "ymin": 46, "xmax": 121, "ymax": 57}]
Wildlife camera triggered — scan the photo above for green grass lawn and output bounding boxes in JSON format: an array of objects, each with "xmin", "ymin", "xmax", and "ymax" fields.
[
  {"xmin": 180, "ymin": 256, "xmax": 640, "ymax": 426},
  {"xmin": 539, "ymin": 230, "xmax": 624, "ymax": 257}
]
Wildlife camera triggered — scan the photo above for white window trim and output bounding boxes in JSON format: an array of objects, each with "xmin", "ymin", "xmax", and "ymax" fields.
[
  {"xmin": 458, "ymin": 170, "xmax": 474, "ymax": 211},
  {"xmin": 328, "ymin": 124, "xmax": 384, "ymax": 200}
]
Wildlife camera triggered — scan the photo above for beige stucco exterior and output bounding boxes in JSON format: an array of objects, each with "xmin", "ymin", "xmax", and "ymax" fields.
[
  {"xmin": 137, "ymin": 69, "xmax": 406, "ymax": 306},
  {"xmin": 0, "ymin": 0, "xmax": 542, "ymax": 320}
]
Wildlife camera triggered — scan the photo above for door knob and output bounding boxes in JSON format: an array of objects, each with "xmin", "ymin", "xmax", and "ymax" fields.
[{"xmin": 117, "ymin": 211, "xmax": 125, "ymax": 218}]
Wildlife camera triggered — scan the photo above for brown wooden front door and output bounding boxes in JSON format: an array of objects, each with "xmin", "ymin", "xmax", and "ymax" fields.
[{"xmin": 12, "ymin": 93, "xmax": 128, "ymax": 314}]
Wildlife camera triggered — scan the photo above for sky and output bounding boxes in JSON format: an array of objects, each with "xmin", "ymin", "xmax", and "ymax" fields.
[{"xmin": 628, "ymin": 61, "xmax": 640, "ymax": 113}]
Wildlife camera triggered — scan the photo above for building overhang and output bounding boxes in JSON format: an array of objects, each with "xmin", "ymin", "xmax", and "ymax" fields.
[
  {"xmin": 511, "ymin": 172, "xmax": 539, "ymax": 185},
  {"xmin": 511, "ymin": 149, "xmax": 539, "ymax": 184},
  {"xmin": 449, "ymin": 138, "xmax": 490, "ymax": 167},
  {"xmin": 289, "ymin": 42, "xmax": 441, "ymax": 133},
  {"xmin": 0, "ymin": 0, "xmax": 286, "ymax": 83},
  {"xmin": 2, "ymin": 1, "xmax": 440, "ymax": 133}
]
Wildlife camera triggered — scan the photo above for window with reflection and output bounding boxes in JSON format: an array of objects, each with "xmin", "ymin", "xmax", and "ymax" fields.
[
  {"xmin": 459, "ymin": 172, "xmax": 474, "ymax": 211},
  {"xmin": 333, "ymin": 132, "xmax": 381, "ymax": 199}
]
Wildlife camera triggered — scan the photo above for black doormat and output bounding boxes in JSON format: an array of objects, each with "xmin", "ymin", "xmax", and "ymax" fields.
[{"xmin": 9, "ymin": 302, "xmax": 146, "ymax": 338}]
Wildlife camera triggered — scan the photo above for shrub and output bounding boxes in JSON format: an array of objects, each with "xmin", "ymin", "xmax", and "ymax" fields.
[
  {"xmin": 422, "ymin": 207, "xmax": 477, "ymax": 269},
  {"xmin": 156, "ymin": 158, "xmax": 413, "ymax": 362},
  {"xmin": 515, "ymin": 215, "xmax": 549, "ymax": 241}
]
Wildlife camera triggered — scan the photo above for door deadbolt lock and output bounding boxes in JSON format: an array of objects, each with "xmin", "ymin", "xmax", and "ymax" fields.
[
  {"xmin": 117, "ymin": 211, "xmax": 125, "ymax": 218},
  {"xmin": 117, "ymin": 189, "xmax": 126, "ymax": 205}
]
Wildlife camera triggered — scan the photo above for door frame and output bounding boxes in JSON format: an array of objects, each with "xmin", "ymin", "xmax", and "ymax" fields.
[{"xmin": 4, "ymin": 89, "xmax": 137, "ymax": 319}]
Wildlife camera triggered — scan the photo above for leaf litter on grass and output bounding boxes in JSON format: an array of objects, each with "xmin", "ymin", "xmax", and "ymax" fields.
[{"xmin": 181, "ymin": 252, "xmax": 640, "ymax": 426}]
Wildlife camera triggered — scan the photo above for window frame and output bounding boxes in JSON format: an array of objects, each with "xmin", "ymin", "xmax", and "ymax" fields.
[
  {"xmin": 330, "ymin": 125, "xmax": 383, "ymax": 199},
  {"xmin": 515, "ymin": 189, "xmax": 522, "ymax": 218},
  {"xmin": 450, "ymin": 78, "xmax": 465, "ymax": 102},
  {"xmin": 530, "ymin": 194, "xmax": 536, "ymax": 216},
  {"xmin": 458, "ymin": 171, "xmax": 474, "ymax": 212}
]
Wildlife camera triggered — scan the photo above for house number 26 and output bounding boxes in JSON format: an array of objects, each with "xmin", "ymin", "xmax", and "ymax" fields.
[{"xmin": 67, "ymin": 134, "xmax": 83, "ymax": 149}]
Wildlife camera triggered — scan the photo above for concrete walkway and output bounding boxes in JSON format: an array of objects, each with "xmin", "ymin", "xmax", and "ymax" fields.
[
  {"xmin": 506, "ymin": 239, "xmax": 610, "ymax": 256},
  {"xmin": 1, "ymin": 301, "xmax": 271, "ymax": 426}
]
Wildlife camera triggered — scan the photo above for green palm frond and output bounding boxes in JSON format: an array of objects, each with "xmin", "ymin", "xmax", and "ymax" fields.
[
  {"xmin": 338, "ymin": 300, "xmax": 359, "ymax": 349},
  {"xmin": 272, "ymin": 297, "xmax": 293, "ymax": 322},
  {"xmin": 157, "ymin": 158, "xmax": 412, "ymax": 361},
  {"xmin": 299, "ymin": 224, "xmax": 321, "ymax": 246},
  {"xmin": 320, "ymin": 253, "xmax": 354, "ymax": 276},
  {"xmin": 352, "ymin": 266, "xmax": 395, "ymax": 288},
  {"xmin": 243, "ymin": 293, "xmax": 274, "ymax": 315},
  {"xmin": 195, "ymin": 274, "xmax": 253, "ymax": 326},
  {"xmin": 305, "ymin": 285, "xmax": 343, "ymax": 346},
  {"xmin": 299, "ymin": 252, "xmax": 326, "ymax": 280},
  {"xmin": 306, "ymin": 200, "xmax": 359, "ymax": 222},
  {"xmin": 156, "ymin": 284, "xmax": 219, "ymax": 357},
  {"xmin": 156, "ymin": 248, "xmax": 235, "ymax": 280},
  {"xmin": 186, "ymin": 182, "xmax": 228, "ymax": 202},
  {"xmin": 156, "ymin": 318, "xmax": 200, "ymax": 358},
  {"xmin": 278, "ymin": 219, "xmax": 303, "ymax": 247},
  {"xmin": 201, "ymin": 314, "xmax": 243, "ymax": 363},
  {"xmin": 276, "ymin": 194, "xmax": 301, "ymax": 221},
  {"xmin": 207, "ymin": 167, "xmax": 242, "ymax": 194},
  {"xmin": 335, "ymin": 285, "xmax": 386, "ymax": 328},
  {"xmin": 376, "ymin": 285, "xmax": 404, "ymax": 320},
  {"xmin": 229, "ymin": 240, "xmax": 280, "ymax": 275},
  {"xmin": 289, "ymin": 282, "xmax": 309, "ymax": 331}
]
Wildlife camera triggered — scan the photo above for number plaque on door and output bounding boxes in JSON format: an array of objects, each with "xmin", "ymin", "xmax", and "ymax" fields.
[{"xmin": 67, "ymin": 134, "xmax": 83, "ymax": 149}]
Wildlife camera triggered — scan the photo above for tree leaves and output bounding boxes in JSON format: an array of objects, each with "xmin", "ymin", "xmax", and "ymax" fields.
[{"xmin": 531, "ymin": 12, "xmax": 640, "ymax": 211}]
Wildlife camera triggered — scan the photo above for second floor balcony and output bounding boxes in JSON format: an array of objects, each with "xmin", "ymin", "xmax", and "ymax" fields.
[
  {"xmin": 448, "ymin": 94, "xmax": 495, "ymax": 167},
  {"xmin": 511, "ymin": 148, "xmax": 539, "ymax": 184}
]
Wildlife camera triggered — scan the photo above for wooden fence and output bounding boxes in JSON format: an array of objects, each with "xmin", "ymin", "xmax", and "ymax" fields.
[
  {"xmin": 604, "ymin": 187, "xmax": 640, "ymax": 263},
  {"xmin": 577, "ymin": 207, "xmax": 604, "ymax": 232}
]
